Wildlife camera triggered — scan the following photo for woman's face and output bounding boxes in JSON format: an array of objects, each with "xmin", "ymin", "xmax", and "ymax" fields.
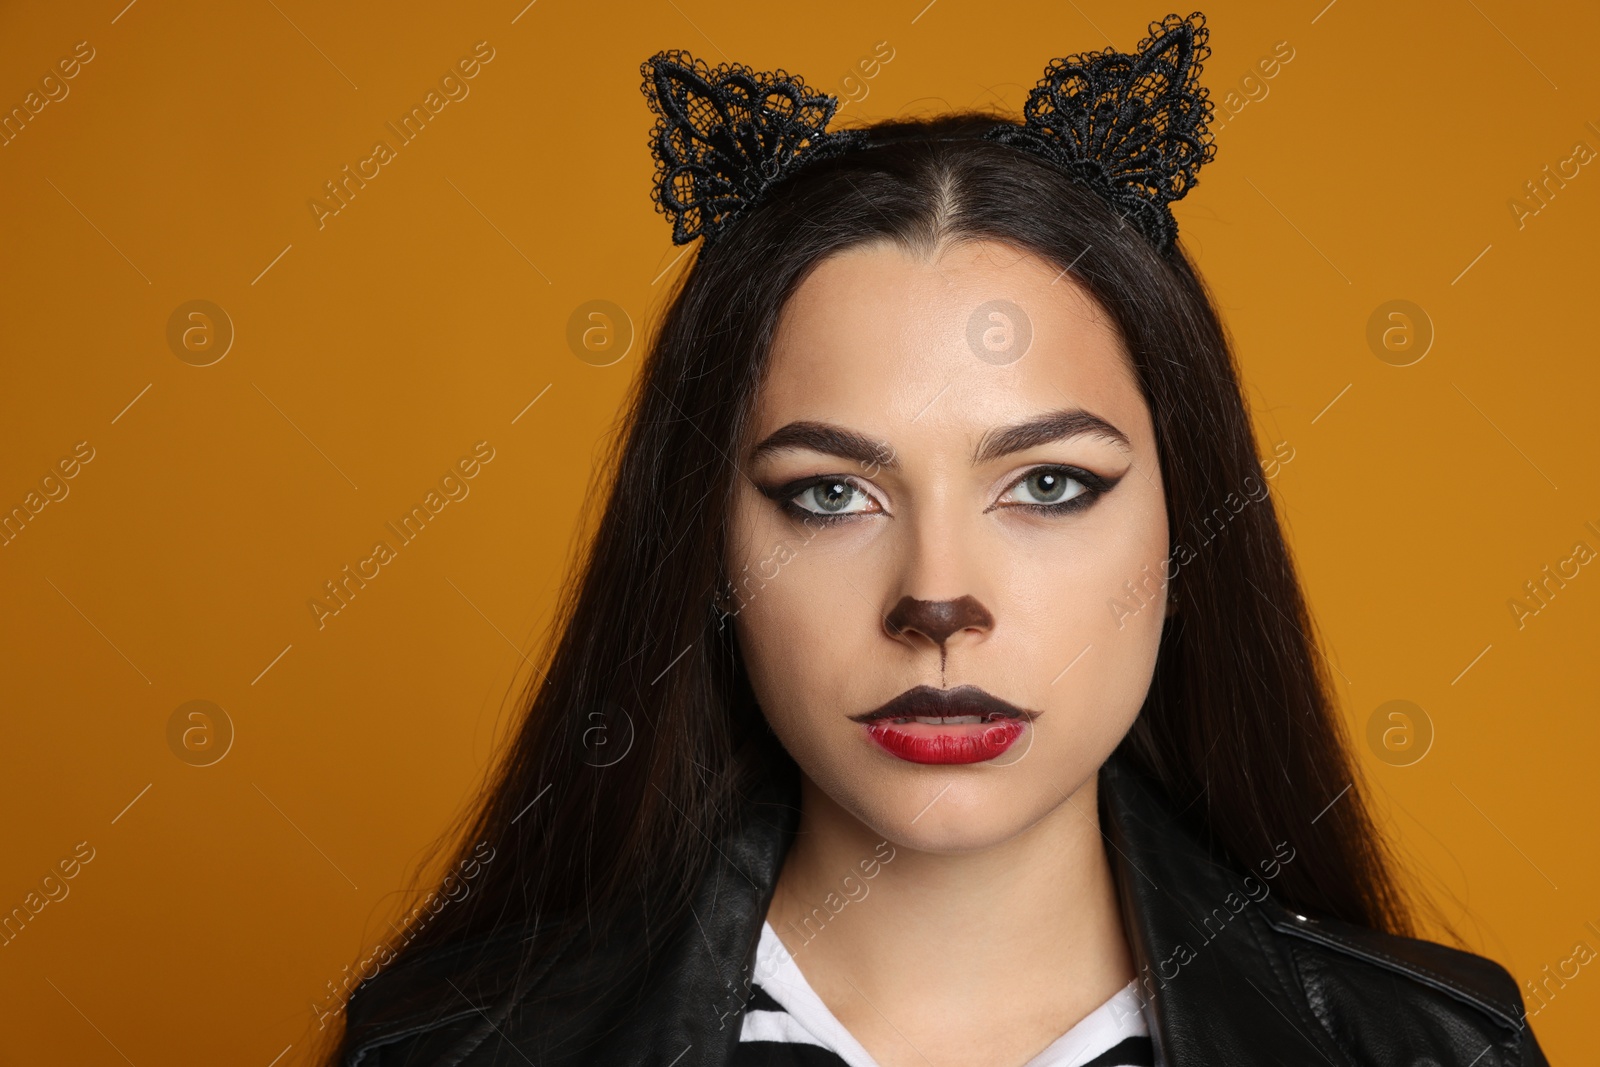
[{"xmin": 725, "ymin": 237, "xmax": 1170, "ymax": 852}]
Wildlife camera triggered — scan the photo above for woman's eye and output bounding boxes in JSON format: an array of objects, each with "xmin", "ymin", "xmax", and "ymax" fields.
[
  {"xmin": 1001, "ymin": 467, "xmax": 1094, "ymax": 510},
  {"xmin": 790, "ymin": 478, "xmax": 875, "ymax": 517}
]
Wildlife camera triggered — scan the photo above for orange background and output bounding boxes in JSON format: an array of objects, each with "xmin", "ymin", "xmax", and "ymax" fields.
[{"xmin": 1, "ymin": 1, "xmax": 1595, "ymax": 1063}]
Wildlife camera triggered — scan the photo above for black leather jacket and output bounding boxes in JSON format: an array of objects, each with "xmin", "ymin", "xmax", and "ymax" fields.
[{"xmin": 337, "ymin": 753, "xmax": 1551, "ymax": 1065}]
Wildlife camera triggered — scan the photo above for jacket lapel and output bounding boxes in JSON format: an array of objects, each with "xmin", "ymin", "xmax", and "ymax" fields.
[
  {"xmin": 1098, "ymin": 753, "xmax": 1353, "ymax": 1066},
  {"xmin": 602, "ymin": 784, "xmax": 799, "ymax": 1067}
]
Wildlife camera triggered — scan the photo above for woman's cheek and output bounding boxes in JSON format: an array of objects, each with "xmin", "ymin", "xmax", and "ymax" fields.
[
  {"xmin": 1020, "ymin": 509, "xmax": 1167, "ymax": 717},
  {"xmin": 1091, "ymin": 527, "xmax": 1171, "ymax": 709},
  {"xmin": 731, "ymin": 556, "xmax": 852, "ymax": 733}
]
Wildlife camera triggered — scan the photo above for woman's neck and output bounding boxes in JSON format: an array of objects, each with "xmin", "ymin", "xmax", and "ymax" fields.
[{"xmin": 764, "ymin": 769, "xmax": 1136, "ymax": 1067}]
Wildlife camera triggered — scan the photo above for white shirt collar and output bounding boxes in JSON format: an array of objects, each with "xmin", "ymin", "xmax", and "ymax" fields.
[{"xmin": 742, "ymin": 919, "xmax": 1150, "ymax": 1067}]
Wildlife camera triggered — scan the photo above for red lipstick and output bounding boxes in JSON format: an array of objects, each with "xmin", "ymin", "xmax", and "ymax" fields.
[
  {"xmin": 849, "ymin": 684, "xmax": 1037, "ymax": 765},
  {"xmin": 864, "ymin": 719, "xmax": 1025, "ymax": 764}
]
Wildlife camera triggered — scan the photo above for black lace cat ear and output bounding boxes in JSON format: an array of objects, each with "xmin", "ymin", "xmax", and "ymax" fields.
[
  {"xmin": 981, "ymin": 11, "xmax": 1218, "ymax": 254},
  {"xmin": 640, "ymin": 50, "xmax": 869, "ymax": 246}
]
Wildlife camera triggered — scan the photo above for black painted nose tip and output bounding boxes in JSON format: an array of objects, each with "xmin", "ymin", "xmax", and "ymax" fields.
[{"xmin": 883, "ymin": 594, "xmax": 994, "ymax": 648}]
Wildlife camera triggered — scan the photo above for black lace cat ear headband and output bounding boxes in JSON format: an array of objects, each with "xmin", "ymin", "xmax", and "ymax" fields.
[{"xmin": 639, "ymin": 11, "xmax": 1218, "ymax": 256}]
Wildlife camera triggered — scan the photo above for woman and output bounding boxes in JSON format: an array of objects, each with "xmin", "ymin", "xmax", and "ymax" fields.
[{"xmin": 323, "ymin": 13, "xmax": 1549, "ymax": 1066}]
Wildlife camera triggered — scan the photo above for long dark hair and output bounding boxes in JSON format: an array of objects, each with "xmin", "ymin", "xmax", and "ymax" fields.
[{"xmin": 323, "ymin": 111, "xmax": 1411, "ymax": 1061}]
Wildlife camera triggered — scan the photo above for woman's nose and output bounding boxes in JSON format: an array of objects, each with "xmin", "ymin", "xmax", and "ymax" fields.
[{"xmin": 883, "ymin": 594, "xmax": 994, "ymax": 661}]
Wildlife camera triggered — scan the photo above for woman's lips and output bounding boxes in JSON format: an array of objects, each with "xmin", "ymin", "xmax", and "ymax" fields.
[
  {"xmin": 864, "ymin": 718, "xmax": 1025, "ymax": 764},
  {"xmin": 848, "ymin": 684, "xmax": 1037, "ymax": 765}
]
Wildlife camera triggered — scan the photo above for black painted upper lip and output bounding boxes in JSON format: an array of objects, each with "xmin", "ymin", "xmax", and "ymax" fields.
[{"xmin": 848, "ymin": 683, "xmax": 1039, "ymax": 724}]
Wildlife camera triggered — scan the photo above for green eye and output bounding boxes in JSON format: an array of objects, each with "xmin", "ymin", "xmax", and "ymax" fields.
[
  {"xmin": 800, "ymin": 480, "xmax": 865, "ymax": 514},
  {"xmin": 1012, "ymin": 468, "xmax": 1082, "ymax": 505},
  {"xmin": 998, "ymin": 465, "xmax": 1115, "ymax": 515},
  {"xmin": 786, "ymin": 477, "xmax": 877, "ymax": 519}
]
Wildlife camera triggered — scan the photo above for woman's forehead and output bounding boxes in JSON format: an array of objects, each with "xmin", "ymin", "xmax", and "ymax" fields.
[{"xmin": 753, "ymin": 238, "xmax": 1148, "ymax": 455}]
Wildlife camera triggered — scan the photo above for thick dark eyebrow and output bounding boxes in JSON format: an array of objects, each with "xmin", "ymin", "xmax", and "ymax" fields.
[
  {"xmin": 972, "ymin": 407, "xmax": 1131, "ymax": 463},
  {"xmin": 746, "ymin": 407, "xmax": 1131, "ymax": 471}
]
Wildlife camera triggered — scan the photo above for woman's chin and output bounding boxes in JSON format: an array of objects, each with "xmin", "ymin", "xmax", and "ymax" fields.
[
  {"xmin": 842, "ymin": 774, "xmax": 1072, "ymax": 856},
  {"xmin": 787, "ymin": 726, "xmax": 1113, "ymax": 855}
]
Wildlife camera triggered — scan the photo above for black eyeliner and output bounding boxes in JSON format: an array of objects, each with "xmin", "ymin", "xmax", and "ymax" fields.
[
  {"xmin": 998, "ymin": 464, "xmax": 1123, "ymax": 517},
  {"xmin": 759, "ymin": 474, "xmax": 875, "ymax": 525}
]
